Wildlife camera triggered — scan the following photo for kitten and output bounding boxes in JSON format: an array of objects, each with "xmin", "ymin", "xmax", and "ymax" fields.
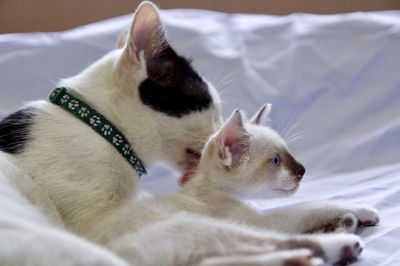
[
  {"xmin": 181, "ymin": 106, "xmax": 380, "ymax": 234},
  {"xmin": 92, "ymin": 108, "xmax": 366, "ymax": 266}
]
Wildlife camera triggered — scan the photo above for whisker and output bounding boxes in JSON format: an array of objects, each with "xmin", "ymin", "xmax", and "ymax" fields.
[
  {"xmin": 286, "ymin": 129, "xmax": 305, "ymax": 144},
  {"xmin": 287, "ymin": 135, "xmax": 303, "ymax": 145},
  {"xmin": 285, "ymin": 121, "xmax": 301, "ymax": 139},
  {"xmin": 276, "ymin": 111, "xmax": 291, "ymax": 133},
  {"xmin": 281, "ymin": 113, "xmax": 296, "ymax": 139},
  {"xmin": 286, "ymin": 129, "xmax": 305, "ymax": 141}
]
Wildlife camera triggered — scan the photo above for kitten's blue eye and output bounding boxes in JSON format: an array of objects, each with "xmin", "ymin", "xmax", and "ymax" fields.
[{"xmin": 271, "ymin": 156, "xmax": 280, "ymax": 166}]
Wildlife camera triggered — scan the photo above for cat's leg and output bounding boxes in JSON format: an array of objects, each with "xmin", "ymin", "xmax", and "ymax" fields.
[
  {"xmin": 234, "ymin": 202, "xmax": 379, "ymax": 234},
  {"xmin": 279, "ymin": 233, "xmax": 363, "ymax": 266},
  {"xmin": 108, "ymin": 213, "xmax": 285, "ymax": 266},
  {"xmin": 307, "ymin": 213, "xmax": 358, "ymax": 234},
  {"xmin": 264, "ymin": 202, "xmax": 379, "ymax": 234},
  {"xmin": 196, "ymin": 249, "xmax": 324, "ymax": 266},
  {"xmin": 108, "ymin": 212, "xmax": 362, "ymax": 266}
]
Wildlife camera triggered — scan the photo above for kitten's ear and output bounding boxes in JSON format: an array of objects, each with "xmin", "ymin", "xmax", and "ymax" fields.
[
  {"xmin": 124, "ymin": 1, "xmax": 168, "ymax": 64},
  {"xmin": 214, "ymin": 110, "xmax": 250, "ymax": 169},
  {"xmin": 250, "ymin": 104, "xmax": 272, "ymax": 125}
]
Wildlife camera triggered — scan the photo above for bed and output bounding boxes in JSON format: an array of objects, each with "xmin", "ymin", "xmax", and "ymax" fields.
[{"xmin": 0, "ymin": 9, "xmax": 399, "ymax": 265}]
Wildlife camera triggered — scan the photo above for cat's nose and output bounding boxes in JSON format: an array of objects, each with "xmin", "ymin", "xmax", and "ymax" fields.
[{"xmin": 296, "ymin": 164, "xmax": 306, "ymax": 179}]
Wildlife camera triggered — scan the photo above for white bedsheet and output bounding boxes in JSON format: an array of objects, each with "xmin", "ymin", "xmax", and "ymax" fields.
[{"xmin": 1, "ymin": 9, "xmax": 399, "ymax": 265}]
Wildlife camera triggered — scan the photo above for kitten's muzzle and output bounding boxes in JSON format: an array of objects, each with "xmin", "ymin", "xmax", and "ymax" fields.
[{"xmin": 284, "ymin": 152, "xmax": 305, "ymax": 181}]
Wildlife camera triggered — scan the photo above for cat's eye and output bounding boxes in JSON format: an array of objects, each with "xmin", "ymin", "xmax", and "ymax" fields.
[{"xmin": 271, "ymin": 155, "xmax": 280, "ymax": 166}]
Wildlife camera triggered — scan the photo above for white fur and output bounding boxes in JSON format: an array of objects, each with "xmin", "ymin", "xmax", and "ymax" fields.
[{"xmin": 0, "ymin": 153, "xmax": 129, "ymax": 266}]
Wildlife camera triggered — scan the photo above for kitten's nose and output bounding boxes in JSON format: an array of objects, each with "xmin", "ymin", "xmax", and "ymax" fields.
[{"xmin": 296, "ymin": 164, "xmax": 306, "ymax": 179}]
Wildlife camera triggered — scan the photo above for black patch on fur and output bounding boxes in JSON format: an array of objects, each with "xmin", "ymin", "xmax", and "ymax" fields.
[
  {"xmin": 139, "ymin": 46, "xmax": 212, "ymax": 117},
  {"xmin": 0, "ymin": 108, "xmax": 35, "ymax": 154}
]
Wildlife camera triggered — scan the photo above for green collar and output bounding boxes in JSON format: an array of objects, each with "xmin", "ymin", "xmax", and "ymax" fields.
[{"xmin": 49, "ymin": 87, "xmax": 147, "ymax": 177}]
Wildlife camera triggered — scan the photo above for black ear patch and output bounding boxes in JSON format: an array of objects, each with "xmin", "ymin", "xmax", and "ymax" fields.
[
  {"xmin": 139, "ymin": 47, "xmax": 212, "ymax": 117},
  {"xmin": 0, "ymin": 108, "xmax": 35, "ymax": 154}
]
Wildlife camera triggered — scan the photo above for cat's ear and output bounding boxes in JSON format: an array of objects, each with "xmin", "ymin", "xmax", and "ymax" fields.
[
  {"xmin": 214, "ymin": 110, "xmax": 250, "ymax": 169},
  {"xmin": 123, "ymin": 1, "xmax": 168, "ymax": 64},
  {"xmin": 250, "ymin": 103, "xmax": 272, "ymax": 125}
]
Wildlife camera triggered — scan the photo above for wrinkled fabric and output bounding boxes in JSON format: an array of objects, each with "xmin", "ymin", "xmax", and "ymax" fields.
[{"xmin": 0, "ymin": 9, "xmax": 399, "ymax": 265}]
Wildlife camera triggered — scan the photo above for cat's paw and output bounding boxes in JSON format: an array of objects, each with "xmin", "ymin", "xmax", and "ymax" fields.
[
  {"xmin": 352, "ymin": 206, "xmax": 380, "ymax": 227},
  {"xmin": 317, "ymin": 234, "xmax": 363, "ymax": 266}
]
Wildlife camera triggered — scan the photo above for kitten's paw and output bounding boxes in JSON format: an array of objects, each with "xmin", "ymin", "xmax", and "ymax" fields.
[
  {"xmin": 317, "ymin": 234, "xmax": 363, "ymax": 265},
  {"xmin": 352, "ymin": 206, "xmax": 380, "ymax": 227}
]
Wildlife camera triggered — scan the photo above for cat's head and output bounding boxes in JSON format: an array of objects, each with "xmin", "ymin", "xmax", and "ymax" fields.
[
  {"xmin": 110, "ymin": 2, "xmax": 222, "ymax": 172},
  {"xmin": 199, "ymin": 106, "xmax": 305, "ymax": 197}
]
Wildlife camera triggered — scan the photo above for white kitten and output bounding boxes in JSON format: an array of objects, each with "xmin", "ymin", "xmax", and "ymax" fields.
[
  {"xmin": 183, "ymin": 106, "xmax": 380, "ymax": 234},
  {"xmin": 89, "ymin": 109, "xmax": 367, "ymax": 266}
]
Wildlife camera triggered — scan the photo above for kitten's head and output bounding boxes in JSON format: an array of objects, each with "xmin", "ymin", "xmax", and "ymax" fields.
[
  {"xmin": 114, "ymin": 2, "xmax": 222, "ymax": 172},
  {"xmin": 199, "ymin": 106, "xmax": 305, "ymax": 197}
]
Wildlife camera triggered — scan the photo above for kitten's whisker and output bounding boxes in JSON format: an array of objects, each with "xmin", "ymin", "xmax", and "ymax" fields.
[
  {"xmin": 281, "ymin": 113, "xmax": 296, "ymax": 139},
  {"xmin": 286, "ymin": 130, "xmax": 305, "ymax": 144},
  {"xmin": 285, "ymin": 115, "xmax": 298, "ymax": 138},
  {"xmin": 285, "ymin": 121, "xmax": 301, "ymax": 139},
  {"xmin": 287, "ymin": 135, "xmax": 303, "ymax": 145},
  {"xmin": 276, "ymin": 111, "xmax": 291, "ymax": 133},
  {"xmin": 286, "ymin": 129, "xmax": 305, "ymax": 141}
]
